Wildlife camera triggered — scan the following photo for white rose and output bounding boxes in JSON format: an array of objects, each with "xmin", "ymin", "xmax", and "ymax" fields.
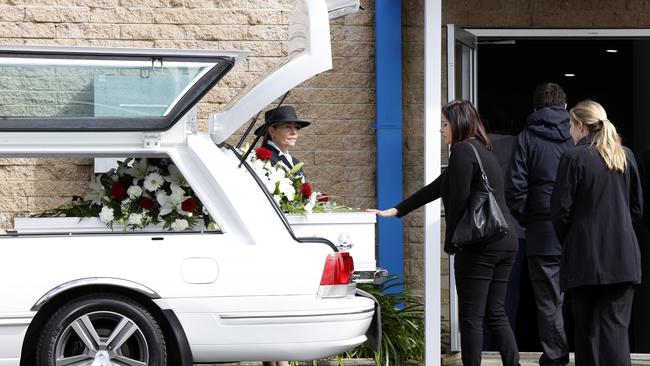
[
  {"xmin": 127, "ymin": 185, "xmax": 143, "ymax": 199},
  {"xmin": 99, "ymin": 206, "xmax": 114, "ymax": 224},
  {"xmin": 171, "ymin": 218, "xmax": 189, "ymax": 231}
]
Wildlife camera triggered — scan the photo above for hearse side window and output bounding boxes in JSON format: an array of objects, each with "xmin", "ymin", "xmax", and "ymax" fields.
[{"xmin": 2, "ymin": 156, "xmax": 220, "ymax": 235}]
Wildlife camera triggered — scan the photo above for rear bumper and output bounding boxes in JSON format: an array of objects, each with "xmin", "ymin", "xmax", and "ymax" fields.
[{"xmin": 156, "ymin": 295, "xmax": 375, "ymax": 362}]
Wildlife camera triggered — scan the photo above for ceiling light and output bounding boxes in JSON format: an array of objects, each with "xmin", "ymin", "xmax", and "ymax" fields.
[
  {"xmin": 564, "ymin": 73, "xmax": 575, "ymax": 77},
  {"xmin": 606, "ymin": 49, "xmax": 618, "ymax": 53}
]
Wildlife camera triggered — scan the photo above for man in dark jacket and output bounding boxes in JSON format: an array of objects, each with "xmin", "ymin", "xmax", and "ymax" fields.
[{"xmin": 506, "ymin": 83, "xmax": 573, "ymax": 366}]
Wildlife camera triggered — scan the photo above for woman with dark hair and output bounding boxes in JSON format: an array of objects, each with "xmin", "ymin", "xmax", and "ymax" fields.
[
  {"xmin": 369, "ymin": 100, "xmax": 520, "ymax": 365},
  {"xmin": 255, "ymin": 105, "xmax": 310, "ymax": 177}
]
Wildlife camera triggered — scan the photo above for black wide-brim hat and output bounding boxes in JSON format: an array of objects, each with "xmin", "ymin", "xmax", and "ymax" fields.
[{"xmin": 254, "ymin": 105, "xmax": 311, "ymax": 136}]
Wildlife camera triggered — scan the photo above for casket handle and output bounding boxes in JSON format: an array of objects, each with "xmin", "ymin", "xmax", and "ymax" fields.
[{"xmin": 336, "ymin": 233, "xmax": 354, "ymax": 250}]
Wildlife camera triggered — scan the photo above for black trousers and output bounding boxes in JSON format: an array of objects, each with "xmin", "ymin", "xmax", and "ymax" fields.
[
  {"xmin": 528, "ymin": 255, "xmax": 569, "ymax": 366},
  {"xmin": 455, "ymin": 249, "xmax": 520, "ymax": 366},
  {"xmin": 571, "ymin": 283, "xmax": 635, "ymax": 366}
]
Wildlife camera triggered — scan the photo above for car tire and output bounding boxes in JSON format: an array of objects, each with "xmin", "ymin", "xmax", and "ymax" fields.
[{"xmin": 35, "ymin": 293, "xmax": 167, "ymax": 366}]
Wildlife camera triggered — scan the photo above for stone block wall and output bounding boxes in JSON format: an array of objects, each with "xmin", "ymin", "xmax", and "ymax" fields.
[{"xmin": 0, "ymin": 0, "xmax": 376, "ymax": 228}]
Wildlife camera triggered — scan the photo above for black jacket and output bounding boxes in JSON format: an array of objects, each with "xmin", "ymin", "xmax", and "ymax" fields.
[
  {"xmin": 506, "ymin": 106, "xmax": 574, "ymax": 256},
  {"xmin": 551, "ymin": 135, "xmax": 643, "ymax": 291},
  {"xmin": 489, "ymin": 133, "xmax": 525, "ymax": 239},
  {"xmin": 262, "ymin": 142, "xmax": 305, "ymax": 177},
  {"xmin": 395, "ymin": 139, "xmax": 518, "ymax": 253}
]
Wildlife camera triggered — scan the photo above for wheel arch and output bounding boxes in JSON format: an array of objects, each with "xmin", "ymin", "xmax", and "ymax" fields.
[{"xmin": 20, "ymin": 281, "xmax": 192, "ymax": 366}]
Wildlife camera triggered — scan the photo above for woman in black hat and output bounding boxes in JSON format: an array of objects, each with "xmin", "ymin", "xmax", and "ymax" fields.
[{"xmin": 255, "ymin": 105, "xmax": 310, "ymax": 177}]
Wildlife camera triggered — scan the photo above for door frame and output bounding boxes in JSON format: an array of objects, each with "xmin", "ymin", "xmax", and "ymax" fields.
[{"xmin": 445, "ymin": 26, "xmax": 650, "ymax": 353}]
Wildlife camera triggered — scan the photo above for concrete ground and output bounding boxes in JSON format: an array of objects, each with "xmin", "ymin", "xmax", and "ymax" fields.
[{"xmin": 196, "ymin": 353, "xmax": 650, "ymax": 366}]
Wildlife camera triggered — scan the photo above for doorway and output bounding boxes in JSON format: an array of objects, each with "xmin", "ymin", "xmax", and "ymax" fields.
[{"xmin": 448, "ymin": 27, "xmax": 650, "ymax": 353}]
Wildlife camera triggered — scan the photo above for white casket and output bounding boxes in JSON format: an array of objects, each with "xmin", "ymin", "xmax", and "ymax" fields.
[
  {"xmin": 286, "ymin": 212, "xmax": 377, "ymax": 274},
  {"xmin": 13, "ymin": 212, "xmax": 385, "ymax": 283}
]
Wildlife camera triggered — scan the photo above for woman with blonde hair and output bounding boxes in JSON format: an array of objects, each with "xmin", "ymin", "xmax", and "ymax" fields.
[{"xmin": 551, "ymin": 100, "xmax": 642, "ymax": 366}]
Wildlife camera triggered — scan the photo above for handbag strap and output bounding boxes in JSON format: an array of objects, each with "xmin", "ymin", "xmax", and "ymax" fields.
[{"xmin": 466, "ymin": 142, "xmax": 493, "ymax": 190}]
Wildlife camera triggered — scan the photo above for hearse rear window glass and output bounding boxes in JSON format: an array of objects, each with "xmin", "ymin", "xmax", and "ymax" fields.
[{"xmin": 0, "ymin": 47, "xmax": 236, "ymax": 131}]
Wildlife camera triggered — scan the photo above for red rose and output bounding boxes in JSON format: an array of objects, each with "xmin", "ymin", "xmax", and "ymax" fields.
[
  {"xmin": 148, "ymin": 158, "xmax": 162, "ymax": 166},
  {"xmin": 111, "ymin": 182, "xmax": 126, "ymax": 201},
  {"xmin": 317, "ymin": 194, "xmax": 329, "ymax": 203},
  {"xmin": 300, "ymin": 182, "xmax": 313, "ymax": 198},
  {"xmin": 181, "ymin": 197, "xmax": 197, "ymax": 213},
  {"xmin": 256, "ymin": 147, "xmax": 273, "ymax": 160},
  {"xmin": 140, "ymin": 196, "xmax": 154, "ymax": 209}
]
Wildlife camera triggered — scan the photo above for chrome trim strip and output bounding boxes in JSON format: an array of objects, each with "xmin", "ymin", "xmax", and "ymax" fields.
[
  {"xmin": 0, "ymin": 312, "xmax": 35, "ymax": 326},
  {"xmin": 317, "ymin": 283, "xmax": 356, "ymax": 298},
  {"xmin": 219, "ymin": 308, "xmax": 374, "ymax": 320},
  {"xmin": 31, "ymin": 277, "xmax": 160, "ymax": 311}
]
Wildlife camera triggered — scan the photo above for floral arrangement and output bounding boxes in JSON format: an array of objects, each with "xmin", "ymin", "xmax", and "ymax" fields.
[
  {"xmin": 33, "ymin": 158, "xmax": 216, "ymax": 231},
  {"xmin": 240, "ymin": 145, "xmax": 356, "ymax": 214},
  {"xmin": 34, "ymin": 148, "xmax": 356, "ymax": 230}
]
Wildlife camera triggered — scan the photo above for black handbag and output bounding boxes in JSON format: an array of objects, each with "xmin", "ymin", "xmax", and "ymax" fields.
[{"xmin": 450, "ymin": 143, "xmax": 509, "ymax": 249}]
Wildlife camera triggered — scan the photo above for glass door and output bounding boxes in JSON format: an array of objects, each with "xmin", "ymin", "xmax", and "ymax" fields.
[{"xmin": 446, "ymin": 24, "xmax": 478, "ymax": 352}]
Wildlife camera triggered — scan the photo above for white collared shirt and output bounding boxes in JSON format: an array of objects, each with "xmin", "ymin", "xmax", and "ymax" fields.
[{"xmin": 267, "ymin": 140, "xmax": 293, "ymax": 168}]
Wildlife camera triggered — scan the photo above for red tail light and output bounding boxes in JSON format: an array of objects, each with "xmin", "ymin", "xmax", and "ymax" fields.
[{"xmin": 320, "ymin": 252, "xmax": 355, "ymax": 285}]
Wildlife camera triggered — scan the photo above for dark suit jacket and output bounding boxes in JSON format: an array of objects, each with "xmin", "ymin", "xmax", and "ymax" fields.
[
  {"xmin": 262, "ymin": 142, "xmax": 305, "ymax": 177},
  {"xmin": 551, "ymin": 135, "xmax": 643, "ymax": 291},
  {"xmin": 394, "ymin": 138, "xmax": 518, "ymax": 254}
]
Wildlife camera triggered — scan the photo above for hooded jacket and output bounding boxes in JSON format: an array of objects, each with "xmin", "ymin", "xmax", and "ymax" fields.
[{"xmin": 506, "ymin": 106, "xmax": 574, "ymax": 256}]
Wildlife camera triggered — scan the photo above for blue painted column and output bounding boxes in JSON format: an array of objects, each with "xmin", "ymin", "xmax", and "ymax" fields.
[{"xmin": 375, "ymin": 0, "xmax": 403, "ymax": 286}]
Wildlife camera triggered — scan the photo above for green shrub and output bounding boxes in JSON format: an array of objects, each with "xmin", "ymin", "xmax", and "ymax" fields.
[{"xmin": 342, "ymin": 275, "xmax": 424, "ymax": 366}]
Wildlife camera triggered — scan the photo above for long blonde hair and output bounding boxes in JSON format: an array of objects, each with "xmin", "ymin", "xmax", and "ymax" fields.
[{"xmin": 569, "ymin": 100, "xmax": 626, "ymax": 173}]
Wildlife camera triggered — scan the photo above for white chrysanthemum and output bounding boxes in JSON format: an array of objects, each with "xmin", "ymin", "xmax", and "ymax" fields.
[
  {"xmin": 165, "ymin": 164, "xmax": 189, "ymax": 187},
  {"xmin": 143, "ymin": 172, "xmax": 164, "ymax": 192},
  {"xmin": 127, "ymin": 185, "xmax": 143, "ymax": 199},
  {"xmin": 99, "ymin": 206, "xmax": 114, "ymax": 223},
  {"xmin": 124, "ymin": 158, "xmax": 148, "ymax": 179},
  {"xmin": 171, "ymin": 218, "xmax": 189, "ymax": 231},
  {"xmin": 278, "ymin": 178, "xmax": 295, "ymax": 201},
  {"xmin": 85, "ymin": 175, "xmax": 106, "ymax": 206},
  {"xmin": 128, "ymin": 213, "xmax": 143, "ymax": 226}
]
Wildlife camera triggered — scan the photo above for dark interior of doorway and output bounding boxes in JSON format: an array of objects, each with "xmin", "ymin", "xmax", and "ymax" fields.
[{"xmin": 477, "ymin": 39, "xmax": 650, "ymax": 353}]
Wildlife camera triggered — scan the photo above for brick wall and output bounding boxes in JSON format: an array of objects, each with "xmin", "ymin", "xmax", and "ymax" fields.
[{"xmin": 0, "ymin": 0, "xmax": 376, "ymax": 228}]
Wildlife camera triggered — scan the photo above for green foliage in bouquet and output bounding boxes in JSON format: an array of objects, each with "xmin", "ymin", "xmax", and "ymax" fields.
[
  {"xmin": 342, "ymin": 275, "xmax": 424, "ymax": 366},
  {"xmin": 241, "ymin": 145, "xmax": 359, "ymax": 215},
  {"xmin": 33, "ymin": 158, "xmax": 216, "ymax": 231}
]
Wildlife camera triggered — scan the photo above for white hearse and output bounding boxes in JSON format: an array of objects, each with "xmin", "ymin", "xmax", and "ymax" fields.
[{"xmin": 0, "ymin": 1, "xmax": 380, "ymax": 365}]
